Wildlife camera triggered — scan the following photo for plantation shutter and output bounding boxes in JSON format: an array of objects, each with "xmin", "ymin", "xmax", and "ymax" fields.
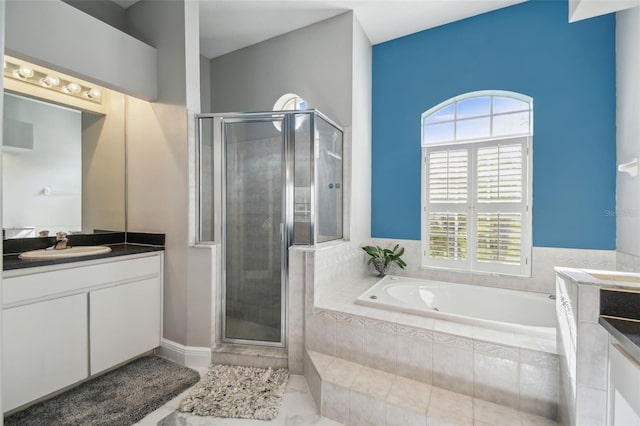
[
  {"xmin": 424, "ymin": 148, "xmax": 470, "ymax": 269},
  {"xmin": 474, "ymin": 138, "xmax": 527, "ymax": 274},
  {"xmin": 476, "ymin": 143, "xmax": 522, "ymax": 203},
  {"xmin": 428, "ymin": 150, "xmax": 468, "ymax": 203},
  {"xmin": 424, "ymin": 137, "xmax": 529, "ymax": 275}
]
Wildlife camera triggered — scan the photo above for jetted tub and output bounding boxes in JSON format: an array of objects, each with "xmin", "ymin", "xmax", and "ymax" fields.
[{"xmin": 356, "ymin": 275, "xmax": 556, "ymax": 337}]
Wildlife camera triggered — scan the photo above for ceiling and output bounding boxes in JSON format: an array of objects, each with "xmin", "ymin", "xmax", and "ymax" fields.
[
  {"xmin": 113, "ymin": 0, "xmax": 527, "ymax": 59},
  {"xmin": 112, "ymin": 0, "xmax": 140, "ymax": 8}
]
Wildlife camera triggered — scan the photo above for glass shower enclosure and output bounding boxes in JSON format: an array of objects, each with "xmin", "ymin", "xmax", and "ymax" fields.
[{"xmin": 197, "ymin": 110, "xmax": 343, "ymax": 347}]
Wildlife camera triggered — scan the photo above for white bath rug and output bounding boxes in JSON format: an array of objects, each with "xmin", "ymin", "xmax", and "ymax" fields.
[{"xmin": 178, "ymin": 364, "xmax": 289, "ymax": 420}]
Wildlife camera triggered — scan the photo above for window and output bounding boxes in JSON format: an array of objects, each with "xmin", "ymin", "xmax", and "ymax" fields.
[
  {"xmin": 273, "ymin": 93, "xmax": 306, "ymax": 131},
  {"xmin": 421, "ymin": 91, "xmax": 532, "ymax": 276}
]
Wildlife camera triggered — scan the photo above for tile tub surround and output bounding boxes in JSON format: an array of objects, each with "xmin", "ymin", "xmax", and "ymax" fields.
[
  {"xmin": 616, "ymin": 250, "xmax": 640, "ymax": 273},
  {"xmin": 554, "ymin": 267, "xmax": 640, "ymax": 426},
  {"xmin": 301, "ymin": 241, "xmax": 559, "ymax": 420},
  {"xmin": 305, "ymin": 350, "xmax": 559, "ymax": 426},
  {"xmin": 306, "ymin": 303, "xmax": 559, "ymax": 419},
  {"xmin": 371, "ymin": 238, "xmax": 616, "ymax": 295}
]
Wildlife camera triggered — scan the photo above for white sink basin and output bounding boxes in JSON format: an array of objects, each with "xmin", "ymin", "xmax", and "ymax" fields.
[{"xmin": 19, "ymin": 246, "xmax": 112, "ymax": 260}]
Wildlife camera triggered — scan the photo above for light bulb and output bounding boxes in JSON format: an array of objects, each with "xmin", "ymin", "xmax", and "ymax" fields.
[
  {"xmin": 18, "ymin": 65, "xmax": 34, "ymax": 78},
  {"xmin": 62, "ymin": 82, "xmax": 81, "ymax": 94},
  {"xmin": 83, "ymin": 88, "xmax": 101, "ymax": 100},
  {"xmin": 12, "ymin": 65, "xmax": 34, "ymax": 80},
  {"xmin": 39, "ymin": 75, "xmax": 60, "ymax": 88}
]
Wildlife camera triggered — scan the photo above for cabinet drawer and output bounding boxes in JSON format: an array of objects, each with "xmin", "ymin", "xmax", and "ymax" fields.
[{"xmin": 3, "ymin": 254, "xmax": 161, "ymax": 306}]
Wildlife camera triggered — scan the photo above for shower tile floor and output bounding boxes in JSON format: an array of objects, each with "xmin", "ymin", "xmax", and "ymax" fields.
[{"xmin": 134, "ymin": 372, "xmax": 341, "ymax": 426}]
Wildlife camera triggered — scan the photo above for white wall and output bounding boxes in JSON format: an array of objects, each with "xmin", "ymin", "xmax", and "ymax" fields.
[
  {"xmin": 184, "ymin": 0, "xmax": 215, "ymax": 349},
  {"xmin": 3, "ymin": 94, "xmax": 82, "ymax": 236},
  {"xmin": 1, "ymin": 0, "xmax": 7, "ymax": 412},
  {"xmin": 210, "ymin": 12, "xmax": 353, "ymax": 126},
  {"xmin": 569, "ymin": 0, "xmax": 639, "ymax": 22},
  {"xmin": 62, "ymin": 0, "xmax": 127, "ymax": 32},
  {"xmin": 126, "ymin": 0, "xmax": 189, "ymax": 346},
  {"xmin": 5, "ymin": 0, "xmax": 157, "ymax": 100},
  {"xmin": 349, "ymin": 16, "xmax": 372, "ymax": 242},
  {"xmin": 615, "ymin": 7, "xmax": 640, "ymax": 258},
  {"xmin": 126, "ymin": 0, "xmax": 212, "ymax": 348},
  {"xmin": 81, "ymin": 90, "xmax": 126, "ymax": 234},
  {"xmin": 200, "ymin": 55, "xmax": 211, "ymax": 113}
]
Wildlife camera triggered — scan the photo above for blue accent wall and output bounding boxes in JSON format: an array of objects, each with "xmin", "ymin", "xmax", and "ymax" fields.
[{"xmin": 371, "ymin": 0, "xmax": 616, "ymax": 249}]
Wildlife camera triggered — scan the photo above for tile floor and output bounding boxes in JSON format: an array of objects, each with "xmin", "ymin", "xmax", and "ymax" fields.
[
  {"xmin": 134, "ymin": 372, "xmax": 342, "ymax": 426},
  {"xmin": 135, "ymin": 367, "xmax": 557, "ymax": 425}
]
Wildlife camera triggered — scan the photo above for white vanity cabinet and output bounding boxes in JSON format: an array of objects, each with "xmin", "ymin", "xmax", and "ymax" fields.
[
  {"xmin": 608, "ymin": 341, "xmax": 640, "ymax": 425},
  {"xmin": 1, "ymin": 252, "xmax": 163, "ymax": 412},
  {"xmin": 2, "ymin": 294, "xmax": 88, "ymax": 412},
  {"xmin": 90, "ymin": 277, "xmax": 161, "ymax": 374}
]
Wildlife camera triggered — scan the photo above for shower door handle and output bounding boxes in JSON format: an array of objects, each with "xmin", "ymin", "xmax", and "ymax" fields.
[{"xmin": 280, "ymin": 223, "xmax": 284, "ymax": 241}]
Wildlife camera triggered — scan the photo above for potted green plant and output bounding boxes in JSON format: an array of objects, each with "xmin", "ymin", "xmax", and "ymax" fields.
[{"xmin": 362, "ymin": 244, "xmax": 407, "ymax": 276}]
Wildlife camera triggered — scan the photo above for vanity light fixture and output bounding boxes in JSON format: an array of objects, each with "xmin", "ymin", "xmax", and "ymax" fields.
[{"xmin": 3, "ymin": 56, "xmax": 103, "ymax": 104}]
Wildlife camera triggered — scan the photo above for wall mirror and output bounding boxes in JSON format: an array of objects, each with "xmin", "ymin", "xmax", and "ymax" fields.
[{"xmin": 2, "ymin": 56, "xmax": 126, "ymax": 239}]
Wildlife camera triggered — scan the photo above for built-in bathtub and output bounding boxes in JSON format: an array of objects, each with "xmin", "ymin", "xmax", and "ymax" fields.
[
  {"xmin": 355, "ymin": 275, "xmax": 556, "ymax": 338},
  {"xmin": 303, "ymin": 243, "xmax": 560, "ymax": 420}
]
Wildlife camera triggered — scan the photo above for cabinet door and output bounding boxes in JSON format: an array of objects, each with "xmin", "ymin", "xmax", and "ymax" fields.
[
  {"xmin": 90, "ymin": 277, "xmax": 161, "ymax": 375},
  {"xmin": 609, "ymin": 343, "xmax": 640, "ymax": 425},
  {"xmin": 2, "ymin": 294, "xmax": 88, "ymax": 412}
]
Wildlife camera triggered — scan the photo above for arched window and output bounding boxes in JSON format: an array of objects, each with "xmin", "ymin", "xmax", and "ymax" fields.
[
  {"xmin": 421, "ymin": 91, "xmax": 532, "ymax": 276},
  {"xmin": 273, "ymin": 93, "xmax": 307, "ymax": 131}
]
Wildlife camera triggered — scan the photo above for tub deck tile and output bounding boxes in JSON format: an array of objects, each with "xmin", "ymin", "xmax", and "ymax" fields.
[
  {"xmin": 307, "ymin": 350, "xmax": 559, "ymax": 425},
  {"xmin": 433, "ymin": 319, "xmax": 475, "ymax": 339},
  {"xmin": 350, "ymin": 365, "xmax": 394, "ymax": 400}
]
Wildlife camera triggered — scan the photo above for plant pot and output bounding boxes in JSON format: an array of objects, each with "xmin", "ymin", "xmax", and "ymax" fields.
[{"xmin": 373, "ymin": 258, "xmax": 388, "ymax": 277}]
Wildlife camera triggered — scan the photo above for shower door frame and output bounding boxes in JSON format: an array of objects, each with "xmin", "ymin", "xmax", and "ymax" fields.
[
  {"xmin": 195, "ymin": 110, "xmax": 344, "ymax": 349},
  {"xmin": 219, "ymin": 112, "xmax": 295, "ymax": 348}
]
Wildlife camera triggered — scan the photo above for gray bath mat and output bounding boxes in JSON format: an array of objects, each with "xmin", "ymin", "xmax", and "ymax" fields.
[
  {"xmin": 4, "ymin": 355, "xmax": 200, "ymax": 426},
  {"xmin": 178, "ymin": 364, "xmax": 289, "ymax": 420}
]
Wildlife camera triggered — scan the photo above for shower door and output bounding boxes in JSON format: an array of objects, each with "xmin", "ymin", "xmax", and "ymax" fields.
[{"xmin": 222, "ymin": 116, "xmax": 288, "ymax": 346}]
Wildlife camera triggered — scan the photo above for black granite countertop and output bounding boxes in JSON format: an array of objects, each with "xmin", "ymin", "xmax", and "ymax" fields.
[
  {"xmin": 599, "ymin": 316, "xmax": 640, "ymax": 363},
  {"xmin": 3, "ymin": 243, "xmax": 164, "ymax": 271},
  {"xmin": 599, "ymin": 287, "xmax": 640, "ymax": 363}
]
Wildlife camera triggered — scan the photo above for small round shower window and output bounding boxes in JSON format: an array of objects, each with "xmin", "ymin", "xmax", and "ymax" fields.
[{"xmin": 273, "ymin": 93, "xmax": 307, "ymax": 131}]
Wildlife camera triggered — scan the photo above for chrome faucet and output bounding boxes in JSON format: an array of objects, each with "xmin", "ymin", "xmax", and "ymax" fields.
[{"xmin": 52, "ymin": 232, "xmax": 68, "ymax": 250}]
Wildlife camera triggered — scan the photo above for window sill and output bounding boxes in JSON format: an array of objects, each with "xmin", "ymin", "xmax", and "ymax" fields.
[{"xmin": 419, "ymin": 265, "xmax": 532, "ymax": 279}]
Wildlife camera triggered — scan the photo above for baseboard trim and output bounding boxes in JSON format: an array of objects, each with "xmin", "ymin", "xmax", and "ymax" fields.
[{"xmin": 159, "ymin": 338, "xmax": 211, "ymax": 368}]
